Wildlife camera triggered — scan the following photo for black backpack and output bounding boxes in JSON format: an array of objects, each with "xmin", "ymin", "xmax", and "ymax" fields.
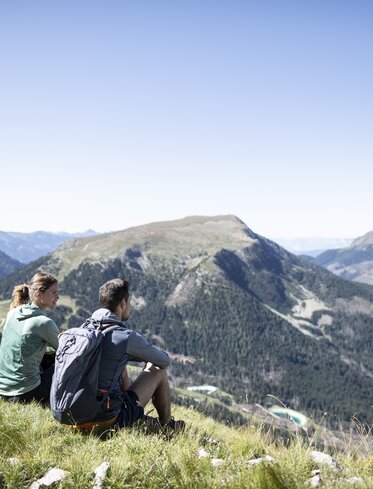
[{"xmin": 50, "ymin": 317, "xmax": 122, "ymax": 425}]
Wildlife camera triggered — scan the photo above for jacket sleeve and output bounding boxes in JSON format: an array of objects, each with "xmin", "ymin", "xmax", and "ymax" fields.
[
  {"xmin": 39, "ymin": 319, "xmax": 60, "ymax": 350},
  {"xmin": 126, "ymin": 332, "xmax": 170, "ymax": 368}
]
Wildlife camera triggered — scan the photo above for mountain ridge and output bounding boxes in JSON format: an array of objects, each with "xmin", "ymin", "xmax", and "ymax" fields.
[
  {"xmin": 351, "ymin": 231, "xmax": 373, "ymax": 248},
  {"xmin": 50, "ymin": 215, "xmax": 257, "ymax": 279},
  {"xmin": 312, "ymin": 229, "xmax": 373, "ymax": 285}
]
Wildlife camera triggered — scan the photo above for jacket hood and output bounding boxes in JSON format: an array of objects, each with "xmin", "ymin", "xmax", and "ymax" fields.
[
  {"xmin": 15, "ymin": 304, "xmax": 47, "ymax": 321},
  {"xmin": 91, "ymin": 308, "xmax": 123, "ymax": 324}
]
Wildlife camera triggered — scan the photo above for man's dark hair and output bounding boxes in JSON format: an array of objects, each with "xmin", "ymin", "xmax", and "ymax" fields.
[{"xmin": 99, "ymin": 278, "xmax": 130, "ymax": 312}]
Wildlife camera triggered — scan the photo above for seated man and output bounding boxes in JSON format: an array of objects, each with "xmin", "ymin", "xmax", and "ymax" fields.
[{"xmin": 89, "ymin": 277, "xmax": 184, "ymax": 432}]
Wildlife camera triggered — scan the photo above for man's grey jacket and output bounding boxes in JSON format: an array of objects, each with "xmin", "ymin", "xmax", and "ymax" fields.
[{"xmin": 91, "ymin": 308, "xmax": 170, "ymax": 419}]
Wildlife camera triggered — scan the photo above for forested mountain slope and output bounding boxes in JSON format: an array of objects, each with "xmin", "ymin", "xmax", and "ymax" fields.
[{"xmin": 1, "ymin": 215, "xmax": 373, "ymax": 425}]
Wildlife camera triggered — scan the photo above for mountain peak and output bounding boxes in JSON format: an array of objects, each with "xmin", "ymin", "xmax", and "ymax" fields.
[
  {"xmin": 351, "ymin": 231, "xmax": 373, "ymax": 248},
  {"xmin": 55, "ymin": 214, "xmax": 258, "ymax": 276}
]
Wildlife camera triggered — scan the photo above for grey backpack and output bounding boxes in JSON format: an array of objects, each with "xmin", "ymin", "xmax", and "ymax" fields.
[{"xmin": 50, "ymin": 317, "xmax": 122, "ymax": 425}]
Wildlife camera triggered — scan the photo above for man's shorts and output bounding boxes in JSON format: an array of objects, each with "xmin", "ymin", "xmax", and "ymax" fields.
[{"xmin": 116, "ymin": 390, "xmax": 144, "ymax": 428}]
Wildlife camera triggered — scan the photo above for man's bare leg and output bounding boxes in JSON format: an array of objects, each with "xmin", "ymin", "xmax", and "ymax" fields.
[
  {"xmin": 128, "ymin": 362, "xmax": 171, "ymax": 424},
  {"xmin": 121, "ymin": 367, "xmax": 130, "ymax": 390}
]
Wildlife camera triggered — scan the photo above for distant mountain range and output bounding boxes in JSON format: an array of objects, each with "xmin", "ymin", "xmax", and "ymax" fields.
[
  {"xmin": 1, "ymin": 215, "xmax": 373, "ymax": 426},
  {"xmin": 0, "ymin": 230, "xmax": 97, "ymax": 263},
  {"xmin": 274, "ymin": 237, "xmax": 354, "ymax": 257},
  {"xmin": 309, "ymin": 231, "xmax": 373, "ymax": 285}
]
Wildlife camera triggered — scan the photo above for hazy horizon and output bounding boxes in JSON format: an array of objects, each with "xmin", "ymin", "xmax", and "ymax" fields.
[{"xmin": 0, "ymin": 215, "xmax": 360, "ymax": 245}]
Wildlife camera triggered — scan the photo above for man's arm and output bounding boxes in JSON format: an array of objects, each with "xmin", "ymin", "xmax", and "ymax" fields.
[{"xmin": 126, "ymin": 332, "xmax": 170, "ymax": 368}]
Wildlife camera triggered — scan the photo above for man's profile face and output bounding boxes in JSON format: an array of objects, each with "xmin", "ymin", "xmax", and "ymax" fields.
[{"xmin": 121, "ymin": 296, "xmax": 132, "ymax": 321}]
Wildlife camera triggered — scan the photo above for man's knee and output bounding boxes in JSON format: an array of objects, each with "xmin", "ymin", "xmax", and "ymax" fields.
[
  {"xmin": 143, "ymin": 362, "xmax": 167, "ymax": 378},
  {"xmin": 129, "ymin": 363, "xmax": 168, "ymax": 407}
]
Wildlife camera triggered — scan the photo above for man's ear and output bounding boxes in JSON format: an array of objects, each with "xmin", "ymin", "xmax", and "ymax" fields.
[{"xmin": 121, "ymin": 297, "xmax": 127, "ymax": 307}]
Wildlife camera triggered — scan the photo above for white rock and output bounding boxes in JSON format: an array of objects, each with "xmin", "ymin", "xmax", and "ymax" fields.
[
  {"xmin": 310, "ymin": 450, "xmax": 339, "ymax": 469},
  {"xmin": 346, "ymin": 477, "xmax": 364, "ymax": 485},
  {"xmin": 247, "ymin": 455, "xmax": 276, "ymax": 466},
  {"xmin": 198, "ymin": 448, "xmax": 210, "ymax": 458},
  {"xmin": 7, "ymin": 457, "xmax": 20, "ymax": 465},
  {"xmin": 30, "ymin": 468, "xmax": 69, "ymax": 488},
  {"xmin": 93, "ymin": 462, "xmax": 110, "ymax": 489},
  {"xmin": 307, "ymin": 474, "xmax": 322, "ymax": 487},
  {"xmin": 211, "ymin": 458, "xmax": 224, "ymax": 467}
]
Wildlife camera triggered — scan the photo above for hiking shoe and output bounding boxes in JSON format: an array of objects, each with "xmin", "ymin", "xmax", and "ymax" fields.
[
  {"xmin": 161, "ymin": 417, "xmax": 186, "ymax": 434},
  {"xmin": 141, "ymin": 414, "xmax": 161, "ymax": 430}
]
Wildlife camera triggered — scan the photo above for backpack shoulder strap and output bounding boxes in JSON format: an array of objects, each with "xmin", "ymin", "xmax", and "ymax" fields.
[
  {"xmin": 102, "ymin": 324, "xmax": 121, "ymax": 336},
  {"xmin": 100, "ymin": 317, "xmax": 126, "ymax": 334}
]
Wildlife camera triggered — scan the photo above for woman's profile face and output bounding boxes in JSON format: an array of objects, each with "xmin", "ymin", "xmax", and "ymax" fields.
[{"xmin": 35, "ymin": 283, "xmax": 59, "ymax": 310}]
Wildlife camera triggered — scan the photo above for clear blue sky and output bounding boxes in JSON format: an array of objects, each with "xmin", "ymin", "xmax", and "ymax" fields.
[{"xmin": 1, "ymin": 0, "xmax": 372, "ymax": 239}]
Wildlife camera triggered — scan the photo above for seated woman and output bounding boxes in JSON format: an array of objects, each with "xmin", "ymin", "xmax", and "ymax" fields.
[{"xmin": 0, "ymin": 272, "xmax": 60, "ymax": 405}]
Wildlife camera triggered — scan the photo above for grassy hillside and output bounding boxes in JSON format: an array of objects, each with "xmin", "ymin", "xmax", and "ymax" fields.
[{"xmin": 0, "ymin": 400, "xmax": 372, "ymax": 489}]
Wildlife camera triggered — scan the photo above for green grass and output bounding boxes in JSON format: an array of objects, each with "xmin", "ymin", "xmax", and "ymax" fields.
[{"xmin": 0, "ymin": 400, "xmax": 372, "ymax": 488}]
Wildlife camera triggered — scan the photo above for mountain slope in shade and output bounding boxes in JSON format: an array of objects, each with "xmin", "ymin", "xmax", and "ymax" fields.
[
  {"xmin": 313, "ymin": 230, "xmax": 373, "ymax": 285},
  {"xmin": 1, "ymin": 215, "xmax": 373, "ymax": 425},
  {"xmin": 0, "ymin": 250, "xmax": 22, "ymax": 278}
]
